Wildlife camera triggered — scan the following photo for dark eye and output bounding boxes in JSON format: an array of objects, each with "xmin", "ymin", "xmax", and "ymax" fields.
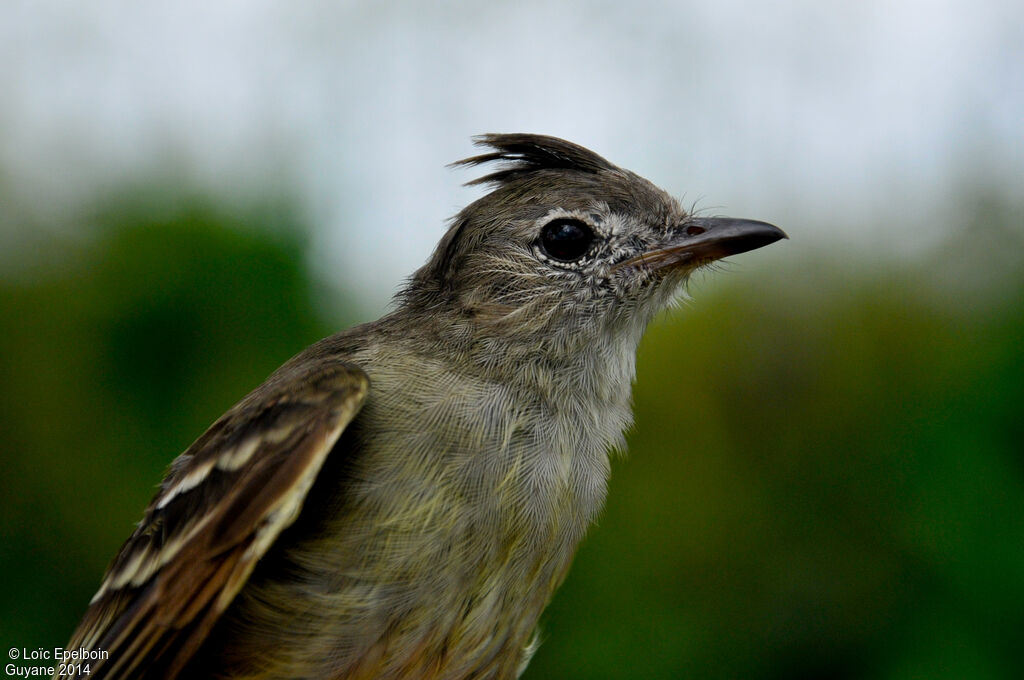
[{"xmin": 539, "ymin": 219, "xmax": 594, "ymax": 262}]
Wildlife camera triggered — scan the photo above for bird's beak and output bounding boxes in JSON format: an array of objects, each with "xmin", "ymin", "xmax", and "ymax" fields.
[{"xmin": 619, "ymin": 217, "xmax": 787, "ymax": 271}]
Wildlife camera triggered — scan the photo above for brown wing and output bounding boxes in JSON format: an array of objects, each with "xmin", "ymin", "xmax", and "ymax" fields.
[{"xmin": 63, "ymin": 360, "xmax": 369, "ymax": 680}]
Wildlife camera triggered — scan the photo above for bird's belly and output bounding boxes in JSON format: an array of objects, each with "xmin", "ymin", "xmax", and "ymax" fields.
[{"xmin": 201, "ymin": 427, "xmax": 608, "ymax": 680}]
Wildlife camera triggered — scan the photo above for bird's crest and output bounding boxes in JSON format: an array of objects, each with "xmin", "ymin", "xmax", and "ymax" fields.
[{"xmin": 453, "ymin": 133, "xmax": 617, "ymax": 187}]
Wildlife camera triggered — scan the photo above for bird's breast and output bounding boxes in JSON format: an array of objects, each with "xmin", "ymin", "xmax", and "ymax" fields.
[{"xmin": 210, "ymin": 358, "xmax": 631, "ymax": 679}]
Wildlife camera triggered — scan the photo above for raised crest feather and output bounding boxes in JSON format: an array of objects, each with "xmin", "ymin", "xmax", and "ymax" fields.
[{"xmin": 452, "ymin": 133, "xmax": 617, "ymax": 187}]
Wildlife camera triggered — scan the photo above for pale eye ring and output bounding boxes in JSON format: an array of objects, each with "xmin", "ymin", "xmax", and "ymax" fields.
[{"xmin": 538, "ymin": 218, "xmax": 594, "ymax": 262}]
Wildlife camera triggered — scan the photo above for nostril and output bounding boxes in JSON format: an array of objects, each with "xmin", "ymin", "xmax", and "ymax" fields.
[{"xmin": 685, "ymin": 225, "xmax": 705, "ymax": 236}]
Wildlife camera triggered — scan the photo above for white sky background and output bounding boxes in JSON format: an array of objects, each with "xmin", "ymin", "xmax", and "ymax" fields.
[{"xmin": 1, "ymin": 0, "xmax": 1022, "ymax": 308}]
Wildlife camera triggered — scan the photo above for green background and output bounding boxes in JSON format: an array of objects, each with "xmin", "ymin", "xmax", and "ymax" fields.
[{"xmin": 2, "ymin": 183, "xmax": 1022, "ymax": 678}]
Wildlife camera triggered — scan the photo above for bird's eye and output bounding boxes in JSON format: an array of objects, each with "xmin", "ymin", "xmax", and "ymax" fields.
[{"xmin": 539, "ymin": 219, "xmax": 594, "ymax": 262}]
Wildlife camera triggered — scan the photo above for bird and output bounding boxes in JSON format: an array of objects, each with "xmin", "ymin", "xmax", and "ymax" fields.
[{"xmin": 61, "ymin": 133, "xmax": 786, "ymax": 680}]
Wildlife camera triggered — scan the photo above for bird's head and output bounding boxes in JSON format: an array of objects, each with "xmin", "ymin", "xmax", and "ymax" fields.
[{"xmin": 400, "ymin": 134, "xmax": 785, "ymax": 363}]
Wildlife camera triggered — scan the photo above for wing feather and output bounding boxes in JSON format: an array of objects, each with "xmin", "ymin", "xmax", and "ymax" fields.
[{"xmin": 62, "ymin": 360, "xmax": 369, "ymax": 679}]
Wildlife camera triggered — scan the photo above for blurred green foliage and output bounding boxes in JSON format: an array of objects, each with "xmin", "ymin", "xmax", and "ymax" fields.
[
  {"xmin": 0, "ymin": 187, "xmax": 343, "ymax": 649},
  {"xmin": 1, "ymin": 186, "xmax": 1022, "ymax": 678}
]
